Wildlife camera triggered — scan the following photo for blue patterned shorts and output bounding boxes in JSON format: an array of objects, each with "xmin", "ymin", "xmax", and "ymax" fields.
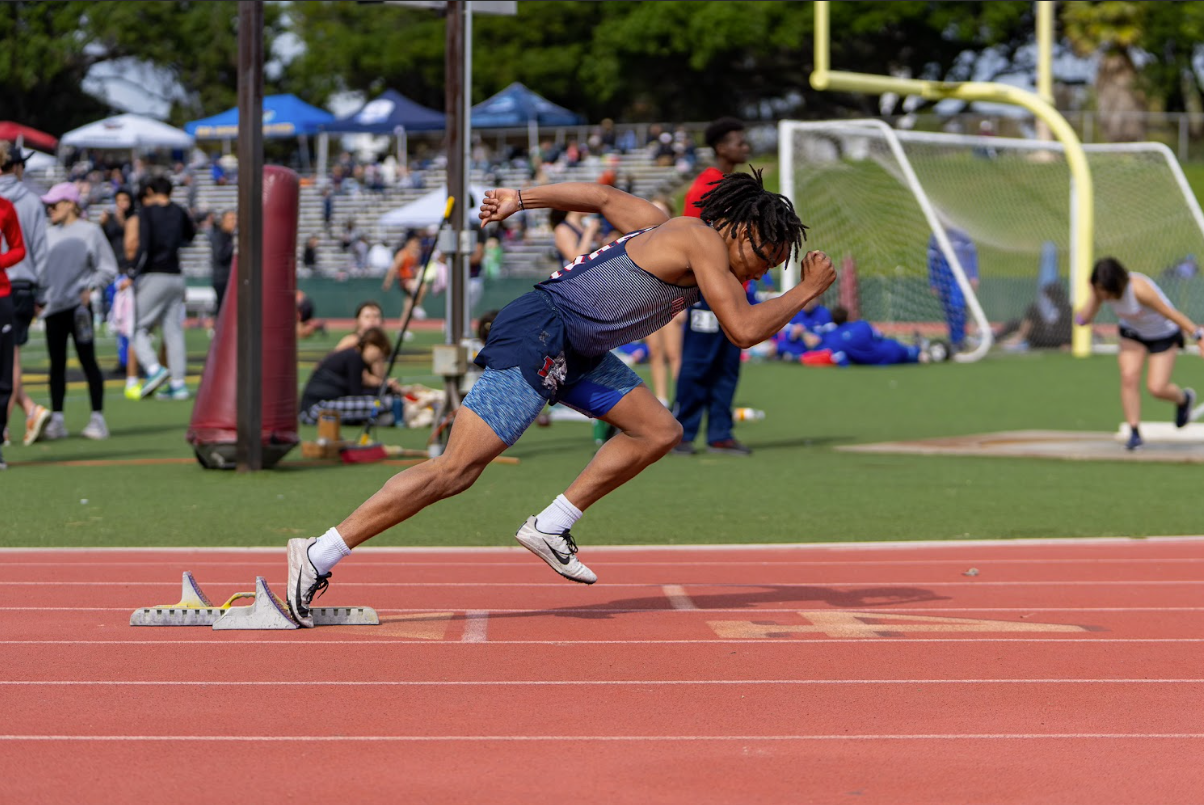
[{"xmin": 462, "ymin": 354, "xmax": 642, "ymax": 446}]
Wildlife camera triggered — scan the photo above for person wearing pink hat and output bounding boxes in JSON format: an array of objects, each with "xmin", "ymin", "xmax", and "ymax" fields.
[{"xmin": 37, "ymin": 181, "xmax": 118, "ymax": 441}]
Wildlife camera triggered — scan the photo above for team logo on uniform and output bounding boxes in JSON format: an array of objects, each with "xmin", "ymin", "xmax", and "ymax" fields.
[
  {"xmin": 670, "ymin": 296, "xmax": 686, "ymax": 315},
  {"xmin": 537, "ymin": 352, "xmax": 567, "ymax": 391}
]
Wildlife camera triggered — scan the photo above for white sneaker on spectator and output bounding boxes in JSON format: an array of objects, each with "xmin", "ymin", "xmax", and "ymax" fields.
[
  {"xmin": 82, "ymin": 414, "xmax": 110, "ymax": 440},
  {"xmin": 42, "ymin": 418, "xmax": 68, "ymax": 441}
]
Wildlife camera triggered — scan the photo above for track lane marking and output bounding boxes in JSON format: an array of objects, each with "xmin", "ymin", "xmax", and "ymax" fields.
[{"xmin": 1, "ymin": 734, "xmax": 1202, "ymax": 741}]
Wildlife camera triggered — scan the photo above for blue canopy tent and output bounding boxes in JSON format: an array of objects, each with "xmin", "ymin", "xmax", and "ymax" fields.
[
  {"xmin": 185, "ymin": 94, "xmax": 334, "ymax": 170},
  {"xmin": 325, "ymin": 89, "xmax": 446, "ymax": 135},
  {"xmin": 320, "ymin": 90, "xmax": 446, "ymax": 178},
  {"xmin": 471, "ymin": 82, "xmax": 584, "ymax": 154}
]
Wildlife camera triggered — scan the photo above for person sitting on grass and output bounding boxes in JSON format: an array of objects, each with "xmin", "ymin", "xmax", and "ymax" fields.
[
  {"xmin": 333, "ymin": 300, "xmax": 392, "ymax": 390},
  {"xmin": 296, "ymin": 289, "xmax": 326, "ymax": 339},
  {"xmin": 298, "ymin": 326, "xmax": 400, "ymax": 426},
  {"xmin": 283, "ymin": 169, "xmax": 835, "ymax": 627}
]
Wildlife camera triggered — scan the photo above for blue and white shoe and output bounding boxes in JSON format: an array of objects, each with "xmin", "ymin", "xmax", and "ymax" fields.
[
  {"xmin": 140, "ymin": 367, "xmax": 170, "ymax": 399},
  {"xmin": 515, "ymin": 516, "xmax": 597, "ymax": 584}
]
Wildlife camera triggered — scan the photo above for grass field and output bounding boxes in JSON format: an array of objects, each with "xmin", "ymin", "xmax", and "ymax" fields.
[{"xmin": 5, "ymin": 324, "xmax": 1202, "ymax": 548}]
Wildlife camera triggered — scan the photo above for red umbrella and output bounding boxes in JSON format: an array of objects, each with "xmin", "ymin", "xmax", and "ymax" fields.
[{"xmin": 0, "ymin": 122, "xmax": 58, "ymax": 152}]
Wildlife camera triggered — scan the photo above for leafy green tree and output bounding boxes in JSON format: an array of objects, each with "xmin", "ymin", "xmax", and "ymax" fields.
[
  {"xmin": 0, "ymin": 1, "xmax": 286, "ymax": 135},
  {"xmin": 1062, "ymin": 1, "xmax": 1148, "ymax": 141}
]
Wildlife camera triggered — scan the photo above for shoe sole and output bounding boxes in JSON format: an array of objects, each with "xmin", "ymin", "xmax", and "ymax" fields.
[
  {"xmin": 23, "ymin": 408, "xmax": 50, "ymax": 446},
  {"xmin": 515, "ymin": 531, "xmax": 596, "ymax": 585},
  {"xmin": 285, "ymin": 538, "xmax": 317, "ymax": 627},
  {"xmin": 140, "ymin": 372, "xmax": 169, "ymax": 399}
]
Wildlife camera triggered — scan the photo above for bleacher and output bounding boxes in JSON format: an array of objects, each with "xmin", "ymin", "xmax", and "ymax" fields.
[{"xmin": 176, "ymin": 149, "xmax": 694, "ymax": 282}]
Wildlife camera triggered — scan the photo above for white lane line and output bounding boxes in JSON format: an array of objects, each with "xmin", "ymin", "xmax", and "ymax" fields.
[
  {"xmin": 461, "ymin": 611, "xmax": 488, "ymax": 643},
  {"xmin": 1, "ymin": 679, "xmax": 1201, "ymax": 686},
  {"xmin": 661, "ymin": 585, "xmax": 696, "ymax": 610},
  {"xmin": 0, "ymin": 733, "xmax": 1201, "ymax": 741},
  {"xmin": 4, "ymin": 557, "xmax": 1201, "ymax": 567},
  {"xmin": 6, "ymin": 580, "xmax": 1203, "ymax": 587},
  {"xmin": 1, "ymin": 535, "xmax": 1201, "ymax": 552},
  {"xmin": 5, "ymin": 606, "xmax": 1204, "ymax": 614},
  {"xmin": 2, "ymin": 638, "xmax": 1202, "ymax": 646}
]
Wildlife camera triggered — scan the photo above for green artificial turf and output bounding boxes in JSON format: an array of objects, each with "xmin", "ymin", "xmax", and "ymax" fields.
[{"xmin": 4, "ymin": 325, "xmax": 1201, "ymax": 547}]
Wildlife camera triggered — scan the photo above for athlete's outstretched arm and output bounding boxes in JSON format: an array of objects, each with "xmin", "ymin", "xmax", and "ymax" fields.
[{"xmin": 480, "ymin": 184, "xmax": 668, "ymax": 235}]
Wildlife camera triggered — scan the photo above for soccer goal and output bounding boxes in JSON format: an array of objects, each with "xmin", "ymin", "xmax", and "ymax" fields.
[{"xmin": 778, "ymin": 119, "xmax": 1204, "ymax": 360}]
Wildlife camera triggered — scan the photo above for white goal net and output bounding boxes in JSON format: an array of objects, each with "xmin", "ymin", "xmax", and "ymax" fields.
[{"xmin": 778, "ymin": 119, "xmax": 1204, "ymax": 359}]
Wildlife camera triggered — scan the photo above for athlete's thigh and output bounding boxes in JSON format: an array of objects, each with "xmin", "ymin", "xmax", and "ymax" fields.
[
  {"xmin": 557, "ymin": 352, "xmax": 643, "ymax": 421},
  {"xmin": 1145, "ymin": 346, "xmax": 1178, "ymax": 388},
  {"xmin": 1117, "ymin": 338, "xmax": 1146, "ymax": 379},
  {"xmin": 461, "ymin": 365, "xmax": 547, "ymax": 447}
]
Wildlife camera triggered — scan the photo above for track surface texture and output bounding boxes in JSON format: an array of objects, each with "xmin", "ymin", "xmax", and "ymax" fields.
[{"xmin": 2, "ymin": 538, "xmax": 1202, "ymax": 804}]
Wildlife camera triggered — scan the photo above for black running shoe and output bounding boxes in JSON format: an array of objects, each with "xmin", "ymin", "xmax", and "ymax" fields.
[{"xmin": 1176, "ymin": 388, "xmax": 1195, "ymax": 428}]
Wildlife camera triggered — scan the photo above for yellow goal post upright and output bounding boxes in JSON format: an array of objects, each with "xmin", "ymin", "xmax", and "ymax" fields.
[{"xmin": 795, "ymin": 0, "xmax": 1094, "ymax": 357}]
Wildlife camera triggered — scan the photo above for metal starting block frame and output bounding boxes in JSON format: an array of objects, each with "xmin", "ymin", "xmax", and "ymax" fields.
[{"xmin": 130, "ymin": 571, "xmax": 379, "ymax": 630}]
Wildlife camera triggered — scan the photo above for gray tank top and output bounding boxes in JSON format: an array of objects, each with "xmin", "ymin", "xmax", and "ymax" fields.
[
  {"xmin": 538, "ymin": 226, "xmax": 700, "ymax": 357},
  {"xmin": 1107, "ymin": 272, "xmax": 1178, "ymax": 340}
]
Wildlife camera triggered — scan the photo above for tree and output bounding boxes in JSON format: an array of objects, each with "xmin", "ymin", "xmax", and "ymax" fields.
[
  {"xmin": 283, "ymin": 1, "xmax": 1038, "ymax": 124},
  {"xmin": 0, "ymin": 1, "xmax": 286, "ymax": 135},
  {"xmin": 1061, "ymin": 1, "xmax": 1148, "ymax": 142}
]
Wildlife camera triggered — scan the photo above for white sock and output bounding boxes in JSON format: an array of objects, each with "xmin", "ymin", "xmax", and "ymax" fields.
[
  {"xmin": 90, "ymin": 411, "xmax": 105, "ymax": 423},
  {"xmin": 308, "ymin": 527, "xmax": 352, "ymax": 575},
  {"xmin": 535, "ymin": 494, "xmax": 583, "ymax": 535},
  {"xmin": 126, "ymin": 377, "xmax": 139, "ymax": 389},
  {"xmin": 50, "ymin": 412, "xmax": 64, "ymax": 425},
  {"xmin": 147, "ymin": 363, "xmax": 163, "ymax": 376}
]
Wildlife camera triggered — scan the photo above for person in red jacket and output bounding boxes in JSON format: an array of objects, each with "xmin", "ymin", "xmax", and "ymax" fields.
[{"xmin": 0, "ymin": 193, "xmax": 29, "ymax": 469}]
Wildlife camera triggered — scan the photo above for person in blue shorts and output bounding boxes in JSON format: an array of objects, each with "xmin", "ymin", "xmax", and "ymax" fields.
[{"xmin": 284, "ymin": 170, "xmax": 835, "ymax": 626}]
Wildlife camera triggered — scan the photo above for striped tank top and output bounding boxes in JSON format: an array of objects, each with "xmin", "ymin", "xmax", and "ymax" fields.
[
  {"xmin": 1107, "ymin": 272, "xmax": 1179, "ymax": 340},
  {"xmin": 538, "ymin": 226, "xmax": 700, "ymax": 357}
]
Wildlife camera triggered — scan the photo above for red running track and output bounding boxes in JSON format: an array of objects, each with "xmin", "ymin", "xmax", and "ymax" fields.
[{"xmin": 1, "ymin": 538, "xmax": 1202, "ymax": 804}]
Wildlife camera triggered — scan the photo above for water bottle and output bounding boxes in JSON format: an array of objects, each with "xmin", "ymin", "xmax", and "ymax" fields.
[
  {"xmin": 74, "ymin": 304, "xmax": 94, "ymax": 344},
  {"xmin": 734, "ymin": 407, "xmax": 766, "ymax": 422}
]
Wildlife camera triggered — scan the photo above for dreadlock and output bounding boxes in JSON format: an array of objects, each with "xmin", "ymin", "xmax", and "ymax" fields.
[{"xmin": 696, "ymin": 167, "xmax": 808, "ymax": 265}]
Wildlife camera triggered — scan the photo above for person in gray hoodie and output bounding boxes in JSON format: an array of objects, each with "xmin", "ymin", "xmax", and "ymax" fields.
[
  {"xmin": 38, "ymin": 182, "xmax": 117, "ymax": 440},
  {"xmin": 0, "ymin": 141, "xmax": 50, "ymax": 446}
]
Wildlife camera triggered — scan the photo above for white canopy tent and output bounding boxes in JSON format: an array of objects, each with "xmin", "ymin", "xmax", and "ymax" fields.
[
  {"xmin": 60, "ymin": 114, "xmax": 194, "ymax": 151},
  {"xmin": 379, "ymin": 184, "xmax": 489, "ymax": 229}
]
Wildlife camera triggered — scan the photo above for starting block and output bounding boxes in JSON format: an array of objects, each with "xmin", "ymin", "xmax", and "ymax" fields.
[{"xmin": 130, "ymin": 571, "xmax": 379, "ymax": 630}]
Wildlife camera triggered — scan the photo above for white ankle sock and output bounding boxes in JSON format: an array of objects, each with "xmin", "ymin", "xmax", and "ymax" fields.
[
  {"xmin": 126, "ymin": 377, "xmax": 139, "ymax": 389},
  {"xmin": 535, "ymin": 494, "xmax": 582, "ymax": 535},
  {"xmin": 308, "ymin": 527, "xmax": 352, "ymax": 575},
  {"xmin": 50, "ymin": 412, "xmax": 64, "ymax": 425}
]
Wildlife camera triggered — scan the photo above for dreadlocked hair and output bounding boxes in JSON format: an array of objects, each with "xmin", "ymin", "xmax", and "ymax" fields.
[{"xmin": 697, "ymin": 166, "xmax": 808, "ymax": 265}]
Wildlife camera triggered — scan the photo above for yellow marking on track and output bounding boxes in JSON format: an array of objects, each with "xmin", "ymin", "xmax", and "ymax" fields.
[
  {"xmin": 708, "ymin": 611, "xmax": 1089, "ymax": 639},
  {"xmin": 352, "ymin": 611, "xmax": 454, "ymax": 640}
]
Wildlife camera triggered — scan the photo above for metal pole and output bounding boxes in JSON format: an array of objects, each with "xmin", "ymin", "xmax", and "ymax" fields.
[
  {"xmin": 445, "ymin": 0, "xmax": 468, "ymax": 351},
  {"xmin": 236, "ymin": 0, "xmax": 264, "ymax": 472}
]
